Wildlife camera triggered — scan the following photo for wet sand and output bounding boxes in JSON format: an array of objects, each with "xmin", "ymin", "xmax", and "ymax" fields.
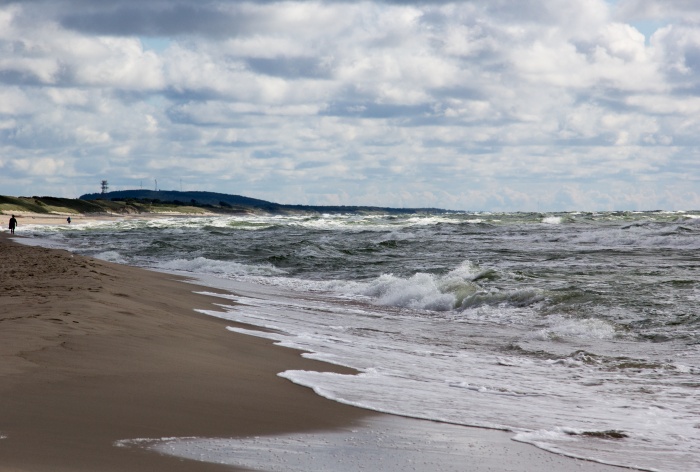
[{"xmin": 0, "ymin": 232, "xmax": 631, "ymax": 471}]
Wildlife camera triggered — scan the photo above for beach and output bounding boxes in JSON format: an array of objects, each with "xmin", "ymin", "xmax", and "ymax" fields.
[
  {"xmin": 0, "ymin": 231, "xmax": 633, "ymax": 471},
  {"xmin": 0, "ymin": 232, "xmax": 373, "ymax": 471}
]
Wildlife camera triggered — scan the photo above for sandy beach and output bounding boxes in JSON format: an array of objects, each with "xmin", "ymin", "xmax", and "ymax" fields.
[
  {"xmin": 0, "ymin": 232, "xmax": 374, "ymax": 471},
  {"xmin": 0, "ymin": 231, "xmax": 631, "ymax": 471}
]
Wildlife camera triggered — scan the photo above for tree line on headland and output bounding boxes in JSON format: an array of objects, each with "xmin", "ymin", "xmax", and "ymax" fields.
[{"xmin": 0, "ymin": 190, "xmax": 451, "ymax": 216}]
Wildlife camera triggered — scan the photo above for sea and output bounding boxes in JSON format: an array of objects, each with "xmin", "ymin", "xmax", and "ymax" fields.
[{"xmin": 19, "ymin": 210, "xmax": 700, "ymax": 471}]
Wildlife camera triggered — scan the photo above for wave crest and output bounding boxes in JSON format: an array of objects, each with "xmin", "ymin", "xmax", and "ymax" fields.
[{"xmin": 354, "ymin": 261, "xmax": 542, "ymax": 312}]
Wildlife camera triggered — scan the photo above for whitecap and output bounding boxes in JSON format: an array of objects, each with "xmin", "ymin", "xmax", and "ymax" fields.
[
  {"xmin": 157, "ymin": 257, "xmax": 286, "ymax": 278},
  {"xmin": 530, "ymin": 316, "xmax": 617, "ymax": 341}
]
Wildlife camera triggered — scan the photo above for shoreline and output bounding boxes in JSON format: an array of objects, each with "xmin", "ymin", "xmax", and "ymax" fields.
[
  {"xmin": 0, "ymin": 233, "xmax": 375, "ymax": 471},
  {"xmin": 1, "ymin": 211, "xmax": 218, "ymax": 227},
  {"xmin": 0, "ymin": 231, "xmax": 632, "ymax": 471}
]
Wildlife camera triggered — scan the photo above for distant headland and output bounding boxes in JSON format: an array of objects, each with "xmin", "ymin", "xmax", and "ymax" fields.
[{"xmin": 0, "ymin": 190, "xmax": 452, "ymax": 216}]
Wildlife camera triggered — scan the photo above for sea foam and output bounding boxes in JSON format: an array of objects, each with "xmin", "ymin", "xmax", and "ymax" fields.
[{"xmin": 157, "ymin": 256, "xmax": 285, "ymax": 278}]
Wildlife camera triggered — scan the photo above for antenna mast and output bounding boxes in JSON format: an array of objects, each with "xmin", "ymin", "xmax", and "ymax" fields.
[{"xmin": 101, "ymin": 180, "xmax": 109, "ymax": 194}]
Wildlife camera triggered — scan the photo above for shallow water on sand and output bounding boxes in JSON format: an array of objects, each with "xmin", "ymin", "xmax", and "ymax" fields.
[{"xmin": 119, "ymin": 415, "xmax": 626, "ymax": 472}]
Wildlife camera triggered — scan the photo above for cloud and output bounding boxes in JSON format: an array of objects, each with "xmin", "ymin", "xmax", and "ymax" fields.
[
  {"xmin": 0, "ymin": 0, "xmax": 699, "ymax": 210},
  {"xmin": 615, "ymin": 0, "xmax": 700, "ymax": 22}
]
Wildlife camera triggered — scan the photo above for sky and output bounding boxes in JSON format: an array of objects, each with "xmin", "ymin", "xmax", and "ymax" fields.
[{"xmin": 1, "ymin": 0, "xmax": 700, "ymax": 211}]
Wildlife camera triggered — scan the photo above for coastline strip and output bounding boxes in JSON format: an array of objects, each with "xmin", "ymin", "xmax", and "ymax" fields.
[
  {"xmin": 0, "ymin": 233, "xmax": 373, "ymax": 472},
  {"xmin": 0, "ymin": 233, "xmax": 631, "ymax": 472}
]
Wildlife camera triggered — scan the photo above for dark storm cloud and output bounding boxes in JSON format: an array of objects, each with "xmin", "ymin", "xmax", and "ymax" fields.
[
  {"xmin": 0, "ymin": 0, "xmax": 283, "ymax": 37},
  {"xmin": 0, "ymin": 69, "xmax": 48, "ymax": 87},
  {"xmin": 615, "ymin": 0, "xmax": 700, "ymax": 21},
  {"xmin": 246, "ymin": 57, "xmax": 332, "ymax": 79},
  {"xmin": 252, "ymin": 149, "xmax": 284, "ymax": 159},
  {"xmin": 60, "ymin": 4, "xmax": 247, "ymax": 37},
  {"xmin": 0, "ymin": 63, "xmax": 73, "ymax": 87},
  {"xmin": 10, "ymin": 0, "xmax": 461, "ymax": 38}
]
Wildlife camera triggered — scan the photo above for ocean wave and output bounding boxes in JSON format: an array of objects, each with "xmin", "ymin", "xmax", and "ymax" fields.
[
  {"xmin": 530, "ymin": 316, "xmax": 617, "ymax": 341},
  {"xmin": 542, "ymin": 216, "xmax": 563, "ymax": 225},
  {"xmin": 351, "ymin": 261, "xmax": 545, "ymax": 313},
  {"xmin": 94, "ymin": 250, "xmax": 131, "ymax": 264},
  {"xmin": 352, "ymin": 261, "xmax": 482, "ymax": 311},
  {"xmin": 22, "ymin": 209, "xmax": 700, "ymax": 472},
  {"xmin": 156, "ymin": 257, "xmax": 286, "ymax": 278},
  {"xmin": 459, "ymin": 289, "xmax": 544, "ymax": 309},
  {"xmin": 359, "ymin": 273, "xmax": 459, "ymax": 311}
]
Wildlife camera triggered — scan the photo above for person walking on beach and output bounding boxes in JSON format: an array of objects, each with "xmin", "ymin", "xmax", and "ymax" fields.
[{"xmin": 9, "ymin": 215, "xmax": 17, "ymax": 234}]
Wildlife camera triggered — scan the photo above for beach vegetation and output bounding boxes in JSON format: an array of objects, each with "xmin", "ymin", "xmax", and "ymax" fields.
[
  {"xmin": 2, "ymin": 189, "xmax": 457, "ymax": 217},
  {"xmin": 0, "ymin": 194, "xmax": 217, "ymax": 216}
]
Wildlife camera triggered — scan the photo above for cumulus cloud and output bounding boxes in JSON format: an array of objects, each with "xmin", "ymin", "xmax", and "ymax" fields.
[
  {"xmin": 0, "ymin": 0, "xmax": 699, "ymax": 210},
  {"xmin": 615, "ymin": 0, "xmax": 700, "ymax": 22}
]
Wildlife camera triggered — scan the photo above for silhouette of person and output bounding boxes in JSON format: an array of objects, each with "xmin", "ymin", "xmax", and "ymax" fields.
[
  {"xmin": 9, "ymin": 215, "xmax": 17, "ymax": 234},
  {"xmin": 67, "ymin": 217, "xmax": 71, "ymax": 224}
]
